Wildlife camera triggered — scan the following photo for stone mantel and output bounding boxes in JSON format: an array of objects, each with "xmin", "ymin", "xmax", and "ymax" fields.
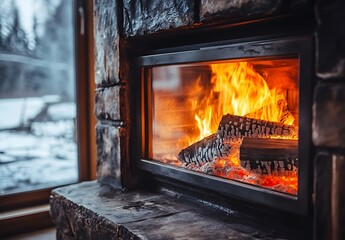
[{"xmin": 50, "ymin": 181, "xmax": 307, "ymax": 239}]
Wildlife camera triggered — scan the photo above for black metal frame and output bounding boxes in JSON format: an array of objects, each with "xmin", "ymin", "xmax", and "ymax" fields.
[{"xmin": 136, "ymin": 36, "xmax": 313, "ymax": 216}]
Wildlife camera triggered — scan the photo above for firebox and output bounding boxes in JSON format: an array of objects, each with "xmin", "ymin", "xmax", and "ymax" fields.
[{"xmin": 137, "ymin": 36, "xmax": 313, "ymax": 216}]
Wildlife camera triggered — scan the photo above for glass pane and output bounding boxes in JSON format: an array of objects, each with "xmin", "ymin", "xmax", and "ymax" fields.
[
  {"xmin": 149, "ymin": 58, "xmax": 299, "ymax": 195},
  {"xmin": 0, "ymin": 0, "xmax": 78, "ymax": 195}
]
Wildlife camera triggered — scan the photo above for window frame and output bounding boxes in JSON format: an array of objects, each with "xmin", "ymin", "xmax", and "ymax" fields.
[{"xmin": 0, "ymin": 0, "xmax": 95, "ymax": 235}]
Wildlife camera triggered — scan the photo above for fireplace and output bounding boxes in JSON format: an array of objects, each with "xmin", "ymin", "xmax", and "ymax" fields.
[
  {"xmin": 137, "ymin": 36, "xmax": 313, "ymax": 216},
  {"xmin": 49, "ymin": 0, "xmax": 345, "ymax": 239}
]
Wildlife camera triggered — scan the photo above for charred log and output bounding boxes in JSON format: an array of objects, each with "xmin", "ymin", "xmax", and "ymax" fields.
[
  {"xmin": 218, "ymin": 114, "xmax": 298, "ymax": 139},
  {"xmin": 177, "ymin": 133, "xmax": 234, "ymax": 165},
  {"xmin": 240, "ymin": 137, "xmax": 298, "ymax": 161},
  {"xmin": 178, "ymin": 114, "xmax": 298, "ymax": 166},
  {"xmin": 240, "ymin": 137, "xmax": 298, "ymax": 174},
  {"xmin": 245, "ymin": 99, "xmax": 296, "ymax": 125},
  {"xmin": 241, "ymin": 159, "xmax": 298, "ymax": 175}
]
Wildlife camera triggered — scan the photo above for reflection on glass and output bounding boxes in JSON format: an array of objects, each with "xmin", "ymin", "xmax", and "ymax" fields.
[{"xmin": 0, "ymin": 0, "xmax": 78, "ymax": 195}]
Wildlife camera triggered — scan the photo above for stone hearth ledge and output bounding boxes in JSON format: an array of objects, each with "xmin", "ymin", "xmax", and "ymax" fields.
[{"xmin": 50, "ymin": 181, "xmax": 292, "ymax": 239}]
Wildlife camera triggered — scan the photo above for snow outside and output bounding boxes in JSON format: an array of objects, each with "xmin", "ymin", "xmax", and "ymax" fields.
[{"xmin": 0, "ymin": 0, "xmax": 78, "ymax": 195}]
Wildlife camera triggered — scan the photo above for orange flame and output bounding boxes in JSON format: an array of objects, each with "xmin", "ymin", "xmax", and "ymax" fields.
[{"xmin": 194, "ymin": 62, "xmax": 295, "ymax": 140}]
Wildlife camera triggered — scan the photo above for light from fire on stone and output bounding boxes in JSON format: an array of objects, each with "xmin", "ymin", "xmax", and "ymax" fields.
[{"xmin": 151, "ymin": 58, "xmax": 299, "ymax": 195}]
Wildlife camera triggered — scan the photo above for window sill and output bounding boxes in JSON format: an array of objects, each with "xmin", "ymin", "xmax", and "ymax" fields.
[{"xmin": 0, "ymin": 204, "xmax": 53, "ymax": 237}]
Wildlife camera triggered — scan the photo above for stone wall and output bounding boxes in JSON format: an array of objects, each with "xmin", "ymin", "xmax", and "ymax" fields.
[
  {"xmin": 121, "ymin": 0, "xmax": 310, "ymax": 37},
  {"xmin": 123, "ymin": 0, "xmax": 195, "ymax": 37},
  {"xmin": 93, "ymin": 0, "xmax": 132, "ymax": 188},
  {"xmin": 200, "ymin": 0, "xmax": 310, "ymax": 23},
  {"xmin": 313, "ymin": 1, "xmax": 345, "ymax": 239}
]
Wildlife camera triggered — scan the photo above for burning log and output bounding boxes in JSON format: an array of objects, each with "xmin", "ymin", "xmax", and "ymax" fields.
[
  {"xmin": 245, "ymin": 104, "xmax": 295, "ymax": 125},
  {"xmin": 177, "ymin": 133, "xmax": 235, "ymax": 165},
  {"xmin": 218, "ymin": 114, "xmax": 298, "ymax": 140},
  {"xmin": 239, "ymin": 137, "xmax": 298, "ymax": 174},
  {"xmin": 240, "ymin": 159, "xmax": 297, "ymax": 175},
  {"xmin": 240, "ymin": 137, "xmax": 297, "ymax": 161},
  {"xmin": 178, "ymin": 114, "xmax": 298, "ymax": 166}
]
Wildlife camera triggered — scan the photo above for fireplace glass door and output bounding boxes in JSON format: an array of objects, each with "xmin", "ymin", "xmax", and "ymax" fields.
[
  {"xmin": 139, "ymin": 37, "xmax": 312, "ymax": 215},
  {"xmin": 149, "ymin": 58, "xmax": 299, "ymax": 195}
]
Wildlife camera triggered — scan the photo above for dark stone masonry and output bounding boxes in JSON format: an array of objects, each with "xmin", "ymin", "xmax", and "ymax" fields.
[
  {"xmin": 313, "ymin": 83, "xmax": 345, "ymax": 148},
  {"xmin": 94, "ymin": 87, "xmax": 121, "ymax": 121},
  {"xmin": 96, "ymin": 124, "xmax": 122, "ymax": 188},
  {"xmin": 200, "ymin": 0, "xmax": 309, "ymax": 22},
  {"xmin": 50, "ymin": 181, "xmax": 302, "ymax": 240},
  {"xmin": 93, "ymin": 0, "xmax": 120, "ymax": 86},
  {"xmin": 312, "ymin": 1, "xmax": 345, "ymax": 240},
  {"xmin": 123, "ymin": 0, "xmax": 195, "ymax": 36},
  {"xmin": 93, "ymin": 0, "xmax": 130, "ymax": 190},
  {"xmin": 314, "ymin": 153, "xmax": 345, "ymax": 240},
  {"xmin": 315, "ymin": 0, "xmax": 345, "ymax": 79}
]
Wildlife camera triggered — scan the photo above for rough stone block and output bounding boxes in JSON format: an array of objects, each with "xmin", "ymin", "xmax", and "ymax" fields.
[
  {"xmin": 313, "ymin": 83, "xmax": 345, "ymax": 148},
  {"xmin": 96, "ymin": 124, "xmax": 123, "ymax": 188},
  {"xmin": 314, "ymin": 153, "xmax": 345, "ymax": 240},
  {"xmin": 316, "ymin": 0, "xmax": 345, "ymax": 79},
  {"xmin": 50, "ymin": 182, "xmax": 136, "ymax": 239},
  {"xmin": 50, "ymin": 181, "xmax": 298, "ymax": 239},
  {"xmin": 94, "ymin": 0, "xmax": 120, "ymax": 86},
  {"xmin": 95, "ymin": 86, "xmax": 122, "ymax": 121},
  {"xmin": 200, "ymin": 0, "xmax": 310, "ymax": 22},
  {"xmin": 332, "ymin": 154, "xmax": 345, "ymax": 240},
  {"xmin": 314, "ymin": 153, "xmax": 332, "ymax": 240},
  {"xmin": 123, "ymin": 0, "xmax": 195, "ymax": 37}
]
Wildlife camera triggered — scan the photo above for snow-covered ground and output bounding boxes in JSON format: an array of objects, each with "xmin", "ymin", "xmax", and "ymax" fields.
[
  {"xmin": 0, "ymin": 97, "xmax": 45, "ymax": 130},
  {"xmin": 0, "ymin": 97, "xmax": 78, "ymax": 195}
]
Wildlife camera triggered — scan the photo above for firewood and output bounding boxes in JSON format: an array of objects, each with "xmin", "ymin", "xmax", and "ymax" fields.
[
  {"xmin": 245, "ymin": 105, "xmax": 295, "ymax": 125},
  {"xmin": 240, "ymin": 137, "xmax": 298, "ymax": 161},
  {"xmin": 177, "ymin": 133, "xmax": 234, "ymax": 165},
  {"xmin": 178, "ymin": 114, "xmax": 298, "ymax": 165},
  {"xmin": 218, "ymin": 114, "xmax": 298, "ymax": 140},
  {"xmin": 239, "ymin": 137, "xmax": 298, "ymax": 174},
  {"xmin": 240, "ymin": 158, "xmax": 298, "ymax": 175}
]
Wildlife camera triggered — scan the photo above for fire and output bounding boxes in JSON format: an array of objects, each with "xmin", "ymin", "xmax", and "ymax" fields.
[
  {"xmin": 194, "ymin": 110, "xmax": 212, "ymax": 140},
  {"xmin": 194, "ymin": 62, "xmax": 295, "ymax": 140},
  {"xmin": 151, "ymin": 59, "xmax": 299, "ymax": 195},
  {"xmin": 189, "ymin": 61, "xmax": 298, "ymax": 194},
  {"xmin": 213, "ymin": 166, "xmax": 298, "ymax": 195}
]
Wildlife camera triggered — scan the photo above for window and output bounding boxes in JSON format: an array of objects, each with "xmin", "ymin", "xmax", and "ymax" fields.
[{"xmin": 0, "ymin": 0, "xmax": 94, "ymax": 212}]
